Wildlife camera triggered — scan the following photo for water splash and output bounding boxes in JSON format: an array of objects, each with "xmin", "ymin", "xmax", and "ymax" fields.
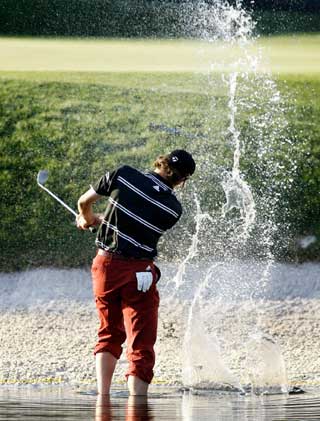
[
  {"xmin": 172, "ymin": 0, "xmax": 293, "ymax": 393},
  {"xmin": 245, "ymin": 333, "xmax": 288, "ymax": 394},
  {"xmin": 172, "ymin": 193, "xmax": 213, "ymax": 289},
  {"xmin": 182, "ymin": 308, "xmax": 241, "ymax": 390},
  {"xmin": 221, "ymin": 71, "xmax": 256, "ymax": 241},
  {"xmin": 183, "ymin": 0, "xmax": 255, "ymax": 45}
]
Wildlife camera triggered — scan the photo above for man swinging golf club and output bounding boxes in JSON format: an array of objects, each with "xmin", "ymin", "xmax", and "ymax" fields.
[{"xmin": 76, "ymin": 150, "xmax": 196, "ymax": 396}]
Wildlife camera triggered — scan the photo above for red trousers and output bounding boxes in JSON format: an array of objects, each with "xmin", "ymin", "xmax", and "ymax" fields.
[{"xmin": 91, "ymin": 253, "xmax": 160, "ymax": 384}]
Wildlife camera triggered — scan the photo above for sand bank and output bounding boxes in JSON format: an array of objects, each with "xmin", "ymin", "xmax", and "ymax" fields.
[{"xmin": 0, "ymin": 263, "xmax": 319, "ymax": 389}]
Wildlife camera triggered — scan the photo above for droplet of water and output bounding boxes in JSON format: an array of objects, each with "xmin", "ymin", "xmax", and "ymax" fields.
[{"xmin": 245, "ymin": 333, "xmax": 288, "ymax": 394}]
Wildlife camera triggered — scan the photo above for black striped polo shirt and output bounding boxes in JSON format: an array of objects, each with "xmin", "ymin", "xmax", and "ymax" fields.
[{"xmin": 92, "ymin": 165, "xmax": 182, "ymax": 259}]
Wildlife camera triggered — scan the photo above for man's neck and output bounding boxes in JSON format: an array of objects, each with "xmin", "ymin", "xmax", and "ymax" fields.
[{"xmin": 153, "ymin": 168, "xmax": 174, "ymax": 188}]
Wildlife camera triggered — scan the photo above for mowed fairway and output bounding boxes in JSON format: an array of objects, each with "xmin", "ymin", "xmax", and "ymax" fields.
[{"xmin": 0, "ymin": 35, "xmax": 319, "ymax": 76}]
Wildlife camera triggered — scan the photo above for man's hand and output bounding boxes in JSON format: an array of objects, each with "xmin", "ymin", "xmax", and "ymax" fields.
[{"xmin": 76, "ymin": 214, "xmax": 102, "ymax": 230}]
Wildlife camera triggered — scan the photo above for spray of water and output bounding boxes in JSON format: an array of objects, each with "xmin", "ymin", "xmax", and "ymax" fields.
[
  {"xmin": 172, "ymin": 193, "xmax": 213, "ymax": 289},
  {"xmin": 245, "ymin": 333, "xmax": 288, "ymax": 394},
  {"xmin": 221, "ymin": 71, "xmax": 256, "ymax": 241},
  {"xmin": 166, "ymin": 0, "xmax": 293, "ymax": 394}
]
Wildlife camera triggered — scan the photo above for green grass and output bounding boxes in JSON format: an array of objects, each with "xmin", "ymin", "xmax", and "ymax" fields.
[
  {"xmin": 0, "ymin": 36, "xmax": 319, "ymax": 270},
  {"xmin": 0, "ymin": 35, "xmax": 319, "ymax": 75},
  {"xmin": 0, "ymin": 72, "xmax": 214, "ymax": 270}
]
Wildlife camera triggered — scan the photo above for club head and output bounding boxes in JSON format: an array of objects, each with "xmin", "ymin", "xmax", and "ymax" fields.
[{"xmin": 37, "ymin": 170, "xmax": 49, "ymax": 185}]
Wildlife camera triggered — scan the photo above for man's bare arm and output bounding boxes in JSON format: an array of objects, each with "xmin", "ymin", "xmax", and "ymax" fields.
[{"xmin": 77, "ymin": 187, "xmax": 103, "ymax": 230}]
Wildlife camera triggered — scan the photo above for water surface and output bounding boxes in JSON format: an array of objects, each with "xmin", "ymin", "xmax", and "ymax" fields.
[{"xmin": 1, "ymin": 386, "xmax": 320, "ymax": 420}]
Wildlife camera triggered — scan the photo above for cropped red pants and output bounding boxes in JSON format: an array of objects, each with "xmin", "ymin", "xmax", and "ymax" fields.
[{"xmin": 91, "ymin": 252, "xmax": 160, "ymax": 384}]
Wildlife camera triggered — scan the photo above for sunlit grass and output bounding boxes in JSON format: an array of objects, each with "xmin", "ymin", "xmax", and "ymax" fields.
[
  {"xmin": 0, "ymin": 35, "xmax": 319, "ymax": 76},
  {"xmin": 257, "ymin": 34, "xmax": 320, "ymax": 75}
]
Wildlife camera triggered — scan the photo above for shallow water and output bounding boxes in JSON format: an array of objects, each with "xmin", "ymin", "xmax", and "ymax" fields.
[{"xmin": 1, "ymin": 386, "xmax": 320, "ymax": 420}]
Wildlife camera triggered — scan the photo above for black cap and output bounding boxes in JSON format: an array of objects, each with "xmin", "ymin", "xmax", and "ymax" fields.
[{"xmin": 168, "ymin": 149, "xmax": 196, "ymax": 177}]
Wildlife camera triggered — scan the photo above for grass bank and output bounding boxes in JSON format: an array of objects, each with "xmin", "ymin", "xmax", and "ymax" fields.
[{"xmin": 0, "ymin": 37, "xmax": 319, "ymax": 270}]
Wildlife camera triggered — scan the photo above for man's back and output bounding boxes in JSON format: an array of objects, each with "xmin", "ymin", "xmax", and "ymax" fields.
[{"xmin": 93, "ymin": 165, "xmax": 182, "ymax": 258}]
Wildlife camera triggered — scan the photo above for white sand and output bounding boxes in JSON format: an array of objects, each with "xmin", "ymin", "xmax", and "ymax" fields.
[{"xmin": 0, "ymin": 263, "xmax": 320, "ymax": 389}]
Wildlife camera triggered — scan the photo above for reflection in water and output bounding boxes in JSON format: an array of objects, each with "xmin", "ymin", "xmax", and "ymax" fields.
[
  {"xmin": 96, "ymin": 395, "xmax": 154, "ymax": 421},
  {"xmin": 1, "ymin": 387, "xmax": 320, "ymax": 420},
  {"xmin": 95, "ymin": 395, "xmax": 112, "ymax": 420},
  {"xmin": 126, "ymin": 396, "xmax": 154, "ymax": 421}
]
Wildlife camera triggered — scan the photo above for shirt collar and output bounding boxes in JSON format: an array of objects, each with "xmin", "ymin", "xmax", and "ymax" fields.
[{"xmin": 149, "ymin": 171, "xmax": 174, "ymax": 189}]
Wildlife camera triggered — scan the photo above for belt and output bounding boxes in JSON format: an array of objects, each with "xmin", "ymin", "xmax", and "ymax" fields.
[{"xmin": 97, "ymin": 249, "xmax": 152, "ymax": 261}]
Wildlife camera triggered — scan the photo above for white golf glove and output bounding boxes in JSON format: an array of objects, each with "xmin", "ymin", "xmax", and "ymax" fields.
[{"xmin": 136, "ymin": 271, "xmax": 153, "ymax": 292}]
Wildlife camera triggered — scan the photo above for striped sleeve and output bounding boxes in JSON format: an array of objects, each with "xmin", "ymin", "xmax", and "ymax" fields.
[{"xmin": 92, "ymin": 169, "xmax": 117, "ymax": 196}]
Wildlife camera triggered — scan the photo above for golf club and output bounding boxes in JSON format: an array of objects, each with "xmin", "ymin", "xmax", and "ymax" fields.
[{"xmin": 37, "ymin": 170, "xmax": 96, "ymax": 233}]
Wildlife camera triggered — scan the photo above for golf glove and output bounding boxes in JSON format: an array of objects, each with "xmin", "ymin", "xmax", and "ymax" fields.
[{"xmin": 136, "ymin": 271, "xmax": 153, "ymax": 292}]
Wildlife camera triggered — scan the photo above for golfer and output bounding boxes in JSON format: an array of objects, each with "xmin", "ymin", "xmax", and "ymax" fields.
[{"xmin": 77, "ymin": 150, "xmax": 196, "ymax": 395}]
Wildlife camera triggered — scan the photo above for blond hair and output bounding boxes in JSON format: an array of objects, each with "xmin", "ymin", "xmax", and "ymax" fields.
[{"xmin": 153, "ymin": 155, "xmax": 183, "ymax": 186}]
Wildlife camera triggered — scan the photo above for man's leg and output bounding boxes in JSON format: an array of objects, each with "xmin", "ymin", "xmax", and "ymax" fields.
[
  {"xmin": 121, "ymin": 268, "xmax": 160, "ymax": 395},
  {"xmin": 94, "ymin": 296, "xmax": 126, "ymax": 395},
  {"xmin": 96, "ymin": 351, "xmax": 118, "ymax": 395},
  {"xmin": 92, "ymin": 255, "xmax": 126, "ymax": 395},
  {"xmin": 127, "ymin": 375, "xmax": 148, "ymax": 396}
]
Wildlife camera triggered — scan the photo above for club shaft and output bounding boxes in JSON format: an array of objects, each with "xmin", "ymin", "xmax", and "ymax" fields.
[{"xmin": 38, "ymin": 183, "xmax": 78, "ymax": 217}]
